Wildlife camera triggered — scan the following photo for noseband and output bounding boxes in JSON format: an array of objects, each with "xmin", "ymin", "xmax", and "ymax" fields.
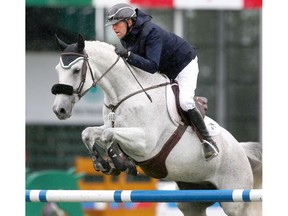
[{"xmin": 51, "ymin": 50, "xmax": 120, "ymax": 99}]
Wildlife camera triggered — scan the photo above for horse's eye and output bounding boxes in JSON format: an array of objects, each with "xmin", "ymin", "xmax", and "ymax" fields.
[{"xmin": 73, "ymin": 68, "xmax": 81, "ymax": 74}]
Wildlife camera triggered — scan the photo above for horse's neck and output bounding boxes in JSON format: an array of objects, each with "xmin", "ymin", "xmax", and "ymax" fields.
[{"xmin": 85, "ymin": 41, "xmax": 167, "ymax": 103}]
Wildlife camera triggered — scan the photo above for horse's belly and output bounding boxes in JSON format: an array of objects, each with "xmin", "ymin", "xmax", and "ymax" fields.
[{"xmin": 161, "ymin": 133, "xmax": 218, "ymax": 181}]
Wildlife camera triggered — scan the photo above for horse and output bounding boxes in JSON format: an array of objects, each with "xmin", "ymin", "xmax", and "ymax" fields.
[{"xmin": 51, "ymin": 34, "xmax": 262, "ymax": 216}]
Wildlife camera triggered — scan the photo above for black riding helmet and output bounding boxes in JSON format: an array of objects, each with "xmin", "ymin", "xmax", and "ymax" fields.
[{"xmin": 105, "ymin": 3, "xmax": 137, "ymax": 26}]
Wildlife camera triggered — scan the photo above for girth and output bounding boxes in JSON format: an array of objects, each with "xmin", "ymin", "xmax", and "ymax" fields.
[{"xmin": 137, "ymin": 84, "xmax": 208, "ymax": 179}]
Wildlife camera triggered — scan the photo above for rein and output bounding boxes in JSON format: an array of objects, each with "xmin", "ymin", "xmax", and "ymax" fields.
[
  {"xmin": 105, "ymin": 79, "xmax": 170, "ymax": 128},
  {"xmin": 105, "ymin": 82, "xmax": 170, "ymax": 112},
  {"xmin": 52, "ymin": 49, "xmax": 171, "ymax": 123},
  {"xmin": 105, "ymin": 57, "xmax": 171, "ymax": 113},
  {"xmin": 123, "ymin": 58, "xmax": 153, "ymax": 103}
]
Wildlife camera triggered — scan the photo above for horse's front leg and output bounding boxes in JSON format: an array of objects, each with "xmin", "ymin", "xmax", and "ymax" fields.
[
  {"xmin": 101, "ymin": 127, "xmax": 147, "ymax": 175},
  {"xmin": 101, "ymin": 127, "xmax": 147, "ymax": 156},
  {"xmin": 81, "ymin": 126, "xmax": 120, "ymax": 175},
  {"xmin": 82, "ymin": 125, "xmax": 108, "ymax": 151}
]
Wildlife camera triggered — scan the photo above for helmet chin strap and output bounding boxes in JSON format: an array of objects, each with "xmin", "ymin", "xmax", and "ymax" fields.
[{"xmin": 122, "ymin": 20, "xmax": 133, "ymax": 40}]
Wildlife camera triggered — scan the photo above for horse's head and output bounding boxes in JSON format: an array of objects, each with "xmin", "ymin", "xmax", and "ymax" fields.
[
  {"xmin": 51, "ymin": 34, "xmax": 164, "ymax": 121},
  {"xmin": 52, "ymin": 34, "xmax": 94, "ymax": 120}
]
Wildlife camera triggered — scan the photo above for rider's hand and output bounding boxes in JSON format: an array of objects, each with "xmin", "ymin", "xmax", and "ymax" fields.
[{"xmin": 115, "ymin": 45, "xmax": 130, "ymax": 59}]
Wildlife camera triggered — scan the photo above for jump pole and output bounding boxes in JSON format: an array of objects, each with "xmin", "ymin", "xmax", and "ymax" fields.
[{"xmin": 26, "ymin": 189, "xmax": 262, "ymax": 203}]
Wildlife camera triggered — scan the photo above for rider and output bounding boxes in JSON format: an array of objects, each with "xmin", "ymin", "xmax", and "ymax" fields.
[{"xmin": 105, "ymin": 3, "xmax": 219, "ymax": 161}]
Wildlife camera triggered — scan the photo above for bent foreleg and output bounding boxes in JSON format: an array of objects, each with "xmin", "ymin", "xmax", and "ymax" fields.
[
  {"xmin": 100, "ymin": 127, "xmax": 147, "ymax": 175},
  {"xmin": 101, "ymin": 127, "xmax": 147, "ymax": 158},
  {"xmin": 82, "ymin": 125, "xmax": 108, "ymax": 152},
  {"xmin": 82, "ymin": 126, "xmax": 120, "ymax": 175}
]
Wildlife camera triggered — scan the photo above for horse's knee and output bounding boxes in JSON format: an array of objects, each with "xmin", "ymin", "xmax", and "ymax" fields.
[
  {"xmin": 102, "ymin": 128, "xmax": 115, "ymax": 141},
  {"xmin": 81, "ymin": 127, "xmax": 95, "ymax": 151},
  {"xmin": 81, "ymin": 127, "xmax": 93, "ymax": 143},
  {"xmin": 82, "ymin": 127, "xmax": 106, "ymax": 150}
]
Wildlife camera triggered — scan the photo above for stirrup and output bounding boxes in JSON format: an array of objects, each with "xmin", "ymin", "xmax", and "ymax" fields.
[{"xmin": 202, "ymin": 140, "xmax": 219, "ymax": 161}]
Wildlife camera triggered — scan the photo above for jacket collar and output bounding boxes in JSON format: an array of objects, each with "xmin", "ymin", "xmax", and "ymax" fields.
[{"xmin": 122, "ymin": 9, "xmax": 152, "ymax": 43}]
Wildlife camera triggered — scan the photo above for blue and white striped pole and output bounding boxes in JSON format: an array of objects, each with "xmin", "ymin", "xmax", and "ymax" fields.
[{"xmin": 26, "ymin": 189, "xmax": 262, "ymax": 203}]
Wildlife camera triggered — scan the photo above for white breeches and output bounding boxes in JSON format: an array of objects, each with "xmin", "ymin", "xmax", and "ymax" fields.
[{"xmin": 175, "ymin": 57, "xmax": 199, "ymax": 111}]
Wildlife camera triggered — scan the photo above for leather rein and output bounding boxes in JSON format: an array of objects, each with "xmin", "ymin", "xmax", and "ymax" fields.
[
  {"xmin": 105, "ymin": 81, "xmax": 170, "ymax": 113},
  {"xmin": 51, "ymin": 50, "xmax": 170, "ymax": 111}
]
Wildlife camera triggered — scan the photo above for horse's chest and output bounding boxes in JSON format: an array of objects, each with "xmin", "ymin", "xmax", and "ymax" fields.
[{"xmin": 114, "ymin": 103, "xmax": 154, "ymax": 126}]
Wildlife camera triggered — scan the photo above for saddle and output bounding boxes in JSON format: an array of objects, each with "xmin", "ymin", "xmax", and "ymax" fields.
[
  {"xmin": 171, "ymin": 83, "xmax": 208, "ymax": 124},
  {"xmin": 137, "ymin": 83, "xmax": 209, "ymax": 179}
]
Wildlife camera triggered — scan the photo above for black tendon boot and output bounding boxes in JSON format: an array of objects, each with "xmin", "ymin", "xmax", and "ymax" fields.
[
  {"xmin": 91, "ymin": 145, "xmax": 120, "ymax": 176},
  {"xmin": 187, "ymin": 108, "xmax": 219, "ymax": 161},
  {"xmin": 108, "ymin": 142, "xmax": 138, "ymax": 176}
]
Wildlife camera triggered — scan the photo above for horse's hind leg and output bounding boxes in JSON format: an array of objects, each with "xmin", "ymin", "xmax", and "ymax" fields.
[
  {"xmin": 221, "ymin": 202, "xmax": 261, "ymax": 216},
  {"xmin": 177, "ymin": 202, "xmax": 210, "ymax": 216},
  {"xmin": 220, "ymin": 202, "xmax": 250, "ymax": 216},
  {"xmin": 176, "ymin": 182, "xmax": 216, "ymax": 216}
]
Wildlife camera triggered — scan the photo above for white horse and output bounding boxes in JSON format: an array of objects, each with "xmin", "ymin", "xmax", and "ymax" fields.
[{"xmin": 52, "ymin": 34, "xmax": 262, "ymax": 216}]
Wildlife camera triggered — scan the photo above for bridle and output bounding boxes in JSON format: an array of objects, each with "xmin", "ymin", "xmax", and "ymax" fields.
[
  {"xmin": 51, "ymin": 50, "xmax": 171, "ymax": 116},
  {"xmin": 51, "ymin": 50, "xmax": 120, "ymax": 99}
]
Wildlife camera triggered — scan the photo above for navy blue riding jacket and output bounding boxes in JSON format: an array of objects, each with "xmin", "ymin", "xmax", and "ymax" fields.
[{"xmin": 122, "ymin": 9, "xmax": 196, "ymax": 80}]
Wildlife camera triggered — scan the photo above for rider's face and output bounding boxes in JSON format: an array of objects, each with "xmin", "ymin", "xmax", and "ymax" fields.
[{"xmin": 112, "ymin": 20, "xmax": 132, "ymax": 39}]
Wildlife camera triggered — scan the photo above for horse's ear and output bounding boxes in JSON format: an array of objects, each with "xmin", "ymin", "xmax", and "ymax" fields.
[
  {"xmin": 77, "ymin": 34, "xmax": 85, "ymax": 52},
  {"xmin": 55, "ymin": 34, "xmax": 68, "ymax": 51}
]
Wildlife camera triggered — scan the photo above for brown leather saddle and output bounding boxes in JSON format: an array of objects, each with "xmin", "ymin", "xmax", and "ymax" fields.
[
  {"xmin": 137, "ymin": 83, "xmax": 208, "ymax": 179},
  {"xmin": 171, "ymin": 83, "xmax": 208, "ymax": 123}
]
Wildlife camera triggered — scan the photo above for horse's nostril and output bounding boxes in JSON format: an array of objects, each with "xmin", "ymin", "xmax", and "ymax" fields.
[{"xmin": 59, "ymin": 108, "xmax": 66, "ymax": 114}]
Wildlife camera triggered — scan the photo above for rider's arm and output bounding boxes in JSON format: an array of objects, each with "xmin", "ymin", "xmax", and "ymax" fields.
[{"xmin": 126, "ymin": 28, "xmax": 162, "ymax": 73}]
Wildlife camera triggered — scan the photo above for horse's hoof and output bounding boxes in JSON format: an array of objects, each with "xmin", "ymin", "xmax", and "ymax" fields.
[
  {"xmin": 125, "ymin": 159, "xmax": 138, "ymax": 176},
  {"xmin": 103, "ymin": 168, "xmax": 121, "ymax": 176},
  {"xmin": 90, "ymin": 147, "xmax": 114, "ymax": 173}
]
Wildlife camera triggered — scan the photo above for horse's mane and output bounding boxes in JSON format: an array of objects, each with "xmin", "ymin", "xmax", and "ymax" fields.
[
  {"xmin": 84, "ymin": 40, "xmax": 168, "ymax": 84},
  {"xmin": 85, "ymin": 40, "xmax": 116, "ymax": 57}
]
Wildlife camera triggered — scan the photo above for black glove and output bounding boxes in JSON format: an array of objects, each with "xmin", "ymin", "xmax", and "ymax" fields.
[{"xmin": 115, "ymin": 45, "xmax": 130, "ymax": 58}]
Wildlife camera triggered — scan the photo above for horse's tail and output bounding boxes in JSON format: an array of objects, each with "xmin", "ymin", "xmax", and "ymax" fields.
[
  {"xmin": 240, "ymin": 141, "xmax": 262, "ymax": 189},
  {"xmin": 240, "ymin": 142, "xmax": 262, "ymax": 216}
]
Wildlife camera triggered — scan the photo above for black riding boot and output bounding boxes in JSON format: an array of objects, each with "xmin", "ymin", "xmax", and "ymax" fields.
[{"xmin": 187, "ymin": 108, "xmax": 219, "ymax": 161}]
